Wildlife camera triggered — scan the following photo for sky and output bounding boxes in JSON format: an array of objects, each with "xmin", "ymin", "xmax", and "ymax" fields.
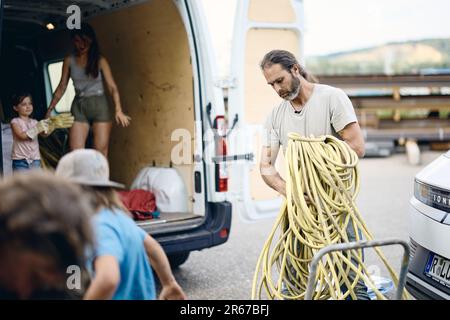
[
  {"xmin": 303, "ymin": 0, "xmax": 450, "ymax": 56},
  {"xmin": 201, "ymin": 0, "xmax": 450, "ymax": 77}
]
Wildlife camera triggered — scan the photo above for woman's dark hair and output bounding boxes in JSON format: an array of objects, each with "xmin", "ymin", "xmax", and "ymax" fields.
[
  {"xmin": 71, "ymin": 23, "xmax": 100, "ymax": 78},
  {"xmin": 260, "ymin": 50, "xmax": 318, "ymax": 83},
  {"xmin": 11, "ymin": 92, "xmax": 32, "ymax": 107}
]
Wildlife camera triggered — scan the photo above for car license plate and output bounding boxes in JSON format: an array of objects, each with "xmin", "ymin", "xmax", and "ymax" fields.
[{"xmin": 424, "ymin": 253, "xmax": 450, "ymax": 288}]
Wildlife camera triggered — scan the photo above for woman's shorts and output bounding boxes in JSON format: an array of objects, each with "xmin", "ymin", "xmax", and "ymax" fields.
[{"xmin": 71, "ymin": 94, "xmax": 113, "ymax": 123}]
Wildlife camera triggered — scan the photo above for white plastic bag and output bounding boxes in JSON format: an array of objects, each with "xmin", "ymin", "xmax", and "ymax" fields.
[
  {"xmin": 366, "ymin": 275, "xmax": 394, "ymax": 300},
  {"xmin": 131, "ymin": 167, "xmax": 188, "ymax": 213}
]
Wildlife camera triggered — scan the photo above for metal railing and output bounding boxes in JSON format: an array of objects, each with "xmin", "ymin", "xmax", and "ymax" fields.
[{"xmin": 305, "ymin": 238, "xmax": 410, "ymax": 300}]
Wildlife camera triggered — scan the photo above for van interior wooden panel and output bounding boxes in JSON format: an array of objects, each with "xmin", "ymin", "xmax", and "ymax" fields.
[
  {"xmin": 245, "ymin": 28, "xmax": 299, "ymax": 201},
  {"xmin": 248, "ymin": 0, "xmax": 296, "ymax": 23},
  {"xmin": 89, "ymin": 0, "xmax": 195, "ymax": 204}
]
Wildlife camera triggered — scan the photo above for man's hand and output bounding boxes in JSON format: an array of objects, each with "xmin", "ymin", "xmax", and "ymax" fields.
[{"xmin": 159, "ymin": 281, "xmax": 187, "ymax": 300}]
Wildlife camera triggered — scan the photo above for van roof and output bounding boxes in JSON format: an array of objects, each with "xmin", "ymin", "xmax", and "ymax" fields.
[{"xmin": 2, "ymin": 0, "xmax": 148, "ymax": 37}]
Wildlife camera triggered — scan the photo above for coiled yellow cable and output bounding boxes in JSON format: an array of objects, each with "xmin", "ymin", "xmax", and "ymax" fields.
[{"xmin": 252, "ymin": 134, "xmax": 409, "ymax": 300}]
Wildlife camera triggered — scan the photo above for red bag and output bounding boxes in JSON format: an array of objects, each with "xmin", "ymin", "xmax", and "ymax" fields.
[{"xmin": 118, "ymin": 189, "xmax": 157, "ymax": 218}]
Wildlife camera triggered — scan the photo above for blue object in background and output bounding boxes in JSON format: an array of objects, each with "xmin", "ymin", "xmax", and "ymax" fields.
[{"xmin": 367, "ymin": 276, "xmax": 394, "ymax": 300}]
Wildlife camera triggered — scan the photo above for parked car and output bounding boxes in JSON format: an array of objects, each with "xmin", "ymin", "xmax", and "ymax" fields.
[{"xmin": 407, "ymin": 150, "xmax": 450, "ymax": 299}]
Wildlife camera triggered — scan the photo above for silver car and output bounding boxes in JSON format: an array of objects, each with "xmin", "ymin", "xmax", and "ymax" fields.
[{"xmin": 407, "ymin": 150, "xmax": 450, "ymax": 299}]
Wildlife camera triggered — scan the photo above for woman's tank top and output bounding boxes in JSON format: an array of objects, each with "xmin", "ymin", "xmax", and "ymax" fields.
[{"xmin": 70, "ymin": 55, "xmax": 104, "ymax": 97}]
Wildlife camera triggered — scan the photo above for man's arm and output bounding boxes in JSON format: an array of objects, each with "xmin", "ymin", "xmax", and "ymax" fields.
[
  {"xmin": 260, "ymin": 145, "xmax": 286, "ymax": 197},
  {"xmin": 338, "ymin": 122, "xmax": 365, "ymax": 158}
]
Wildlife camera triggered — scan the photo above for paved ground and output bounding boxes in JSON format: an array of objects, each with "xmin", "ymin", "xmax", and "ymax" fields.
[{"xmin": 171, "ymin": 150, "xmax": 443, "ymax": 299}]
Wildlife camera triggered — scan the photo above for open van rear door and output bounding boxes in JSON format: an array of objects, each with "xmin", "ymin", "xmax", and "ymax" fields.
[
  {"xmin": 0, "ymin": 0, "xmax": 4, "ymax": 176},
  {"xmin": 182, "ymin": 0, "xmax": 229, "ymax": 209},
  {"xmin": 227, "ymin": 0, "xmax": 305, "ymax": 221}
]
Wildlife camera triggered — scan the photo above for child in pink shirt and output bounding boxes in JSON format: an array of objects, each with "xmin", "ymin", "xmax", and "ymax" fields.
[{"xmin": 10, "ymin": 93, "xmax": 49, "ymax": 171}]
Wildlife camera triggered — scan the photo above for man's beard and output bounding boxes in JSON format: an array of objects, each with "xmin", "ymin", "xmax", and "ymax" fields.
[{"xmin": 280, "ymin": 76, "xmax": 301, "ymax": 101}]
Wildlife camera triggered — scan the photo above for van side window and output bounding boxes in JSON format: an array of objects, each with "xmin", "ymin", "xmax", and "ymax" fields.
[{"xmin": 47, "ymin": 61, "xmax": 75, "ymax": 113}]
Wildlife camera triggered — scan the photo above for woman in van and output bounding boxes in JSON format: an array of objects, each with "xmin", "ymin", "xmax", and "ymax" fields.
[{"xmin": 46, "ymin": 23, "xmax": 131, "ymax": 157}]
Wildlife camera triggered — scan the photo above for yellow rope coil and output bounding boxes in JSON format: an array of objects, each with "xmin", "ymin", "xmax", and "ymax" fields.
[{"xmin": 252, "ymin": 134, "xmax": 409, "ymax": 300}]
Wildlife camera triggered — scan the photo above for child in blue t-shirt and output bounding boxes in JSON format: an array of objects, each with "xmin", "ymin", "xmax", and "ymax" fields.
[{"xmin": 56, "ymin": 149, "xmax": 186, "ymax": 300}]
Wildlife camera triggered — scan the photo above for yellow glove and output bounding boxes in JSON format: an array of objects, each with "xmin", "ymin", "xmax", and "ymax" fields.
[
  {"xmin": 47, "ymin": 113, "xmax": 75, "ymax": 135},
  {"xmin": 26, "ymin": 119, "xmax": 50, "ymax": 139}
]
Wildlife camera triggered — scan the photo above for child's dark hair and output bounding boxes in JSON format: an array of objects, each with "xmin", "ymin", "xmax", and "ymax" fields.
[{"xmin": 11, "ymin": 92, "xmax": 32, "ymax": 107}]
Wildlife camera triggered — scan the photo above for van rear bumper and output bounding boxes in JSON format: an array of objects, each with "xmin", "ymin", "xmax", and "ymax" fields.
[{"xmin": 152, "ymin": 201, "xmax": 232, "ymax": 255}]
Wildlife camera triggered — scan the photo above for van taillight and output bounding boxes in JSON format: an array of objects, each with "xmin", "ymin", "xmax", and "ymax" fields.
[
  {"xmin": 219, "ymin": 228, "xmax": 229, "ymax": 239},
  {"xmin": 215, "ymin": 116, "xmax": 228, "ymax": 192}
]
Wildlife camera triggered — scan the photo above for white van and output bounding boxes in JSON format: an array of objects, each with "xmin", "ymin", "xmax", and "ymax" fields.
[{"xmin": 0, "ymin": 0, "xmax": 304, "ymax": 267}]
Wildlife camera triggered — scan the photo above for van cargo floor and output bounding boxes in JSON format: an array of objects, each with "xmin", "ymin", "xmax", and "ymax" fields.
[{"xmin": 136, "ymin": 212, "xmax": 200, "ymax": 226}]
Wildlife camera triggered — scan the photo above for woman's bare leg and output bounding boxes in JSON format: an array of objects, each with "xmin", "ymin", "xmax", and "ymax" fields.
[
  {"xmin": 92, "ymin": 122, "xmax": 113, "ymax": 157},
  {"xmin": 70, "ymin": 121, "xmax": 90, "ymax": 151}
]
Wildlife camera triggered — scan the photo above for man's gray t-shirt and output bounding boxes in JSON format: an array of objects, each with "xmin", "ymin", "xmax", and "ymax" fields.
[{"xmin": 262, "ymin": 84, "xmax": 357, "ymax": 150}]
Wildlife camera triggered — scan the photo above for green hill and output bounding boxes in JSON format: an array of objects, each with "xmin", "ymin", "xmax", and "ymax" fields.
[{"xmin": 305, "ymin": 38, "xmax": 450, "ymax": 75}]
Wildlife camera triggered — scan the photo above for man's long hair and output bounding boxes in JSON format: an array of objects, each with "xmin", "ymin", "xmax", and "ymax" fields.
[{"xmin": 260, "ymin": 49, "xmax": 318, "ymax": 83}]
